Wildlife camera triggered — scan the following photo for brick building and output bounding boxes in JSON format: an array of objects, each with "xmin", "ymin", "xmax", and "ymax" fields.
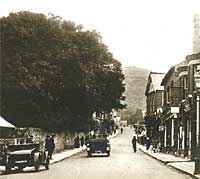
[{"xmin": 145, "ymin": 72, "xmax": 165, "ymax": 147}]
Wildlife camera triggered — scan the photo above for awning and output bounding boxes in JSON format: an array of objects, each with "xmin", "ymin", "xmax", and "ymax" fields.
[{"xmin": 0, "ymin": 116, "xmax": 15, "ymax": 128}]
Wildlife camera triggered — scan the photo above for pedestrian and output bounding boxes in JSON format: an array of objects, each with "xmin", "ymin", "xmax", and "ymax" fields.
[
  {"xmin": 48, "ymin": 134, "xmax": 56, "ymax": 159},
  {"xmin": 80, "ymin": 135, "xmax": 85, "ymax": 147},
  {"xmin": 132, "ymin": 136, "xmax": 137, "ymax": 152},
  {"xmin": 146, "ymin": 137, "xmax": 151, "ymax": 151},
  {"xmin": 74, "ymin": 136, "xmax": 80, "ymax": 148},
  {"xmin": 114, "ymin": 127, "xmax": 116, "ymax": 134},
  {"xmin": 121, "ymin": 127, "xmax": 123, "ymax": 134},
  {"xmin": 45, "ymin": 135, "xmax": 50, "ymax": 150}
]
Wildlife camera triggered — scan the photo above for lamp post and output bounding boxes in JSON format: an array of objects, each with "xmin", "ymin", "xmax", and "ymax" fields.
[{"xmin": 194, "ymin": 65, "xmax": 200, "ymax": 174}]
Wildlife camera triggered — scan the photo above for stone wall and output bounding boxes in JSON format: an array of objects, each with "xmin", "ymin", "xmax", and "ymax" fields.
[{"xmin": 13, "ymin": 128, "xmax": 83, "ymax": 152}]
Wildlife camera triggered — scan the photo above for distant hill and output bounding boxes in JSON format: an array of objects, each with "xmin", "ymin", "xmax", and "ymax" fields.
[{"xmin": 120, "ymin": 66, "xmax": 150, "ymax": 123}]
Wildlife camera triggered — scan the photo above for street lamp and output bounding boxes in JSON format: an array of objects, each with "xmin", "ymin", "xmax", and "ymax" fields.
[{"xmin": 194, "ymin": 64, "xmax": 200, "ymax": 174}]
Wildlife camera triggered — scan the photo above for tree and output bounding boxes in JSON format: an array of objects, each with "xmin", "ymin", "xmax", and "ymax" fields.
[{"xmin": 0, "ymin": 11, "xmax": 126, "ymax": 131}]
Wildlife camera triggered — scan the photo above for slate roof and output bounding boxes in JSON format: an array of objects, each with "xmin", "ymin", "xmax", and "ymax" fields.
[
  {"xmin": 145, "ymin": 72, "xmax": 165, "ymax": 95},
  {"xmin": 150, "ymin": 72, "xmax": 165, "ymax": 91}
]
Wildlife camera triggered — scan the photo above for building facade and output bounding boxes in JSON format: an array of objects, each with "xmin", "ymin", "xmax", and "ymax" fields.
[
  {"xmin": 160, "ymin": 54, "xmax": 200, "ymax": 159},
  {"xmin": 145, "ymin": 72, "xmax": 165, "ymax": 148},
  {"xmin": 161, "ymin": 65, "xmax": 182, "ymax": 154},
  {"xmin": 143, "ymin": 14, "xmax": 200, "ymax": 160}
]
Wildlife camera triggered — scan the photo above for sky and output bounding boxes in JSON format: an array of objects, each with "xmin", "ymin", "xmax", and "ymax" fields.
[{"xmin": 1, "ymin": 0, "xmax": 200, "ymax": 73}]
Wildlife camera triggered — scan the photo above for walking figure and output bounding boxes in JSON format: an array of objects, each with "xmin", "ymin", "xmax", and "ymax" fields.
[
  {"xmin": 45, "ymin": 135, "xmax": 50, "ymax": 156},
  {"xmin": 121, "ymin": 127, "xmax": 123, "ymax": 134},
  {"xmin": 132, "ymin": 136, "xmax": 137, "ymax": 152},
  {"xmin": 45, "ymin": 134, "xmax": 55, "ymax": 160},
  {"xmin": 80, "ymin": 135, "xmax": 85, "ymax": 147},
  {"xmin": 146, "ymin": 137, "xmax": 151, "ymax": 151},
  {"xmin": 74, "ymin": 136, "xmax": 80, "ymax": 148}
]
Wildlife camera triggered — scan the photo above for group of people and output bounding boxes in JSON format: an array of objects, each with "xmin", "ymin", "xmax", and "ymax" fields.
[
  {"xmin": 131, "ymin": 135, "xmax": 160, "ymax": 153},
  {"xmin": 131, "ymin": 134, "xmax": 148, "ymax": 153},
  {"xmin": 74, "ymin": 135, "xmax": 85, "ymax": 148},
  {"xmin": 45, "ymin": 134, "xmax": 56, "ymax": 159}
]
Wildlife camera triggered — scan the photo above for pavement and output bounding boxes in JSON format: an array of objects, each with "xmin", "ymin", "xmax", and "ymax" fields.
[
  {"xmin": 138, "ymin": 144, "xmax": 200, "ymax": 179},
  {"xmin": 0, "ymin": 131, "xmax": 119, "ymax": 172},
  {"xmin": 5, "ymin": 129, "xmax": 199, "ymax": 178}
]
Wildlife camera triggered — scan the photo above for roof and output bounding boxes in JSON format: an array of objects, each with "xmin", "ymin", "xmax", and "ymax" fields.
[
  {"xmin": 161, "ymin": 66, "xmax": 175, "ymax": 85},
  {"xmin": 145, "ymin": 72, "xmax": 165, "ymax": 95},
  {"xmin": 175, "ymin": 59, "xmax": 189, "ymax": 71},
  {"xmin": 150, "ymin": 72, "xmax": 165, "ymax": 91},
  {"xmin": 0, "ymin": 116, "xmax": 15, "ymax": 128},
  {"xmin": 161, "ymin": 59, "xmax": 188, "ymax": 85}
]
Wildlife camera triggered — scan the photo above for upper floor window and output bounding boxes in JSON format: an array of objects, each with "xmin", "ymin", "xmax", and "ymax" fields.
[
  {"xmin": 171, "ymin": 81, "xmax": 174, "ymax": 87},
  {"xmin": 183, "ymin": 76, "xmax": 188, "ymax": 89},
  {"xmin": 194, "ymin": 64, "xmax": 200, "ymax": 89},
  {"xmin": 166, "ymin": 86, "xmax": 170, "ymax": 103},
  {"xmin": 183, "ymin": 75, "xmax": 188, "ymax": 100},
  {"xmin": 195, "ymin": 65, "xmax": 200, "ymax": 75}
]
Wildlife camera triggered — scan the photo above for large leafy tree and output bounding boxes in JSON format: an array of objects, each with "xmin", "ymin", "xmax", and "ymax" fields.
[{"xmin": 0, "ymin": 11, "xmax": 125, "ymax": 131}]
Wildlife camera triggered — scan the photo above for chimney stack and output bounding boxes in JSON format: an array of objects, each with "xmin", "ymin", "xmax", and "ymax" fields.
[{"xmin": 193, "ymin": 14, "xmax": 200, "ymax": 54}]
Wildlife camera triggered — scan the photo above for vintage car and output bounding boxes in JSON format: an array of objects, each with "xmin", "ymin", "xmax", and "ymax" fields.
[
  {"xmin": 0, "ymin": 143, "xmax": 49, "ymax": 173},
  {"xmin": 86, "ymin": 133, "xmax": 110, "ymax": 157}
]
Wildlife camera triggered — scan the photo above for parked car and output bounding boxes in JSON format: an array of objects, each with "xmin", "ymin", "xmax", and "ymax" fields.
[
  {"xmin": 0, "ymin": 143, "xmax": 49, "ymax": 173},
  {"xmin": 86, "ymin": 133, "xmax": 110, "ymax": 157}
]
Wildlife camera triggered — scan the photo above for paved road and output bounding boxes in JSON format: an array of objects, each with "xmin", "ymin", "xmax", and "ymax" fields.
[{"xmin": 0, "ymin": 127, "xmax": 193, "ymax": 179}]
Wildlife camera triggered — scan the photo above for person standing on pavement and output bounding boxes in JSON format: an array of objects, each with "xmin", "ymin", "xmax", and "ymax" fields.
[
  {"xmin": 80, "ymin": 135, "xmax": 85, "ymax": 147},
  {"xmin": 121, "ymin": 127, "xmax": 123, "ymax": 134},
  {"xmin": 132, "ymin": 136, "xmax": 137, "ymax": 152},
  {"xmin": 146, "ymin": 137, "xmax": 151, "ymax": 151},
  {"xmin": 48, "ymin": 134, "xmax": 56, "ymax": 159},
  {"xmin": 45, "ymin": 135, "xmax": 50, "ymax": 149},
  {"xmin": 45, "ymin": 135, "xmax": 51, "ymax": 159},
  {"xmin": 74, "ymin": 136, "xmax": 80, "ymax": 148}
]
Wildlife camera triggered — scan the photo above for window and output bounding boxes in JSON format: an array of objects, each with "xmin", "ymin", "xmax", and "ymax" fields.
[
  {"xmin": 194, "ymin": 64, "xmax": 200, "ymax": 88},
  {"xmin": 166, "ymin": 86, "xmax": 170, "ymax": 103}
]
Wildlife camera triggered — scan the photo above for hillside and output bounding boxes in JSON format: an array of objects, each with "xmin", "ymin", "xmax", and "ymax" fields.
[{"xmin": 120, "ymin": 66, "xmax": 150, "ymax": 123}]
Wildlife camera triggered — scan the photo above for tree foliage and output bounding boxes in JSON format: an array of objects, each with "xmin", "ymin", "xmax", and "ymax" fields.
[{"xmin": 0, "ymin": 11, "xmax": 125, "ymax": 131}]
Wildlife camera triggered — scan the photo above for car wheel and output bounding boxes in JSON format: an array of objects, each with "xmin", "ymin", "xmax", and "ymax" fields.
[
  {"xmin": 18, "ymin": 165, "xmax": 24, "ymax": 172},
  {"xmin": 45, "ymin": 156, "xmax": 50, "ymax": 170},
  {"xmin": 107, "ymin": 152, "xmax": 110, "ymax": 157},
  {"xmin": 5, "ymin": 163, "xmax": 11, "ymax": 173},
  {"xmin": 34, "ymin": 159, "xmax": 41, "ymax": 172},
  {"xmin": 45, "ymin": 162, "xmax": 49, "ymax": 170}
]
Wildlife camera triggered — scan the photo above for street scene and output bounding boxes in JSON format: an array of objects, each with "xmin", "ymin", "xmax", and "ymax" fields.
[
  {"xmin": 1, "ymin": 0, "xmax": 200, "ymax": 179},
  {"xmin": 0, "ymin": 128, "xmax": 194, "ymax": 179}
]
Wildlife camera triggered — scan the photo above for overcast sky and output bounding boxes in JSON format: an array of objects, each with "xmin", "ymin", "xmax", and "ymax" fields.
[{"xmin": 1, "ymin": 0, "xmax": 200, "ymax": 72}]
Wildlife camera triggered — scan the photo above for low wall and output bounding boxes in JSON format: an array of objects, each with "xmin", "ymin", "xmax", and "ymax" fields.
[
  {"xmin": 0, "ymin": 128, "xmax": 84, "ymax": 153},
  {"xmin": 29, "ymin": 128, "xmax": 79, "ymax": 152}
]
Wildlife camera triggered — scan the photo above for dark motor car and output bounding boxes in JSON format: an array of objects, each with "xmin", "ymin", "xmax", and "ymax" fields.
[
  {"xmin": 0, "ymin": 143, "xmax": 49, "ymax": 173},
  {"xmin": 86, "ymin": 133, "xmax": 110, "ymax": 157}
]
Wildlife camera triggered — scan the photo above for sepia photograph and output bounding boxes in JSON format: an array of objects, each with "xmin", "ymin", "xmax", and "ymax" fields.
[{"xmin": 0, "ymin": 0, "xmax": 200, "ymax": 178}]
